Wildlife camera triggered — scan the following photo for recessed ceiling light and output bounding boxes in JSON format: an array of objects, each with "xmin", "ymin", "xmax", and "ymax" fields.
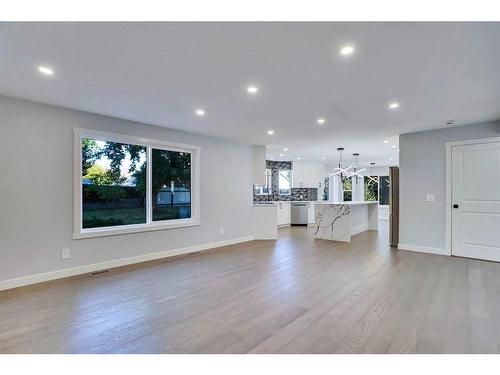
[
  {"xmin": 247, "ymin": 85, "xmax": 259, "ymax": 94},
  {"xmin": 389, "ymin": 157, "xmax": 393, "ymax": 161},
  {"xmin": 317, "ymin": 118, "xmax": 326, "ymax": 125},
  {"xmin": 384, "ymin": 140, "xmax": 389, "ymax": 144},
  {"xmin": 195, "ymin": 108, "xmax": 205, "ymax": 117},
  {"xmin": 283, "ymin": 147, "xmax": 288, "ymax": 152},
  {"xmin": 38, "ymin": 65, "xmax": 54, "ymax": 76},
  {"xmin": 340, "ymin": 45, "xmax": 355, "ymax": 56},
  {"xmin": 388, "ymin": 102, "xmax": 400, "ymax": 110},
  {"xmin": 398, "ymin": 149, "xmax": 400, "ymax": 152},
  {"xmin": 279, "ymin": 153, "xmax": 284, "ymax": 157},
  {"xmin": 267, "ymin": 129, "xmax": 274, "ymax": 135},
  {"xmin": 391, "ymin": 145, "xmax": 396, "ymax": 148},
  {"xmin": 322, "ymin": 157, "xmax": 326, "ymax": 160},
  {"xmin": 296, "ymin": 157, "xmax": 302, "ymax": 160}
]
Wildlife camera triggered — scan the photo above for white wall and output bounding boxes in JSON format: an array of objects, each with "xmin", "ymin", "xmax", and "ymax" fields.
[
  {"xmin": 351, "ymin": 176, "xmax": 364, "ymax": 201},
  {"xmin": 0, "ymin": 95, "xmax": 254, "ymax": 284},
  {"xmin": 329, "ymin": 174, "xmax": 343, "ymax": 202},
  {"xmin": 252, "ymin": 145, "xmax": 266, "ymax": 186},
  {"xmin": 399, "ymin": 120, "xmax": 499, "ymax": 251}
]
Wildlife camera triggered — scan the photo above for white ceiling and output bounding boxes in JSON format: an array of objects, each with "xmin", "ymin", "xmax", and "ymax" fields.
[{"xmin": 1, "ymin": 22, "xmax": 500, "ymax": 167}]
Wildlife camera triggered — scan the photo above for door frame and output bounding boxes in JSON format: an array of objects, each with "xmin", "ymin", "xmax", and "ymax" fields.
[{"xmin": 445, "ymin": 136, "xmax": 500, "ymax": 255}]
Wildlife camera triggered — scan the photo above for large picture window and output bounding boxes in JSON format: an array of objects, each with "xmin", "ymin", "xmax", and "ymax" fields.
[
  {"xmin": 81, "ymin": 139, "xmax": 147, "ymax": 229},
  {"xmin": 364, "ymin": 176, "xmax": 378, "ymax": 202},
  {"xmin": 75, "ymin": 128, "xmax": 200, "ymax": 239},
  {"xmin": 342, "ymin": 177, "xmax": 352, "ymax": 202},
  {"xmin": 152, "ymin": 148, "xmax": 191, "ymax": 221}
]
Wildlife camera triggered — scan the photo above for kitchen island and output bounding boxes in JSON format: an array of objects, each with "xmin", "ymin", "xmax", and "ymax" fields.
[
  {"xmin": 313, "ymin": 202, "xmax": 378, "ymax": 242},
  {"xmin": 253, "ymin": 203, "xmax": 278, "ymax": 239},
  {"xmin": 253, "ymin": 201, "xmax": 318, "ymax": 229}
]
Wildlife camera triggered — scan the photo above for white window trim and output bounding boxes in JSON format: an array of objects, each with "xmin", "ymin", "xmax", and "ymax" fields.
[{"xmin": 73, "ymin": 127, "xmax": 201, "ymax": 239}]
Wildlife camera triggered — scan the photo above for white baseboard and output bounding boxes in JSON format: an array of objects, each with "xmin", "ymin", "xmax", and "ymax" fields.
[
  {"xmin": 398, "ymin": 243, "xmax": 450, "ymax": 256},
  {"xmin": 0, "ymin": 236, "xmax": 255, "ymax": 291},
  {"xmin": 278, "ymin": 223, "xmax": 291, "ymax": 228}
]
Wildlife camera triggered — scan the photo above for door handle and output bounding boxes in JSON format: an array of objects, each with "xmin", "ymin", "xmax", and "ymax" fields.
[{"xmin": 453, "ymin": 204, "xmax": 459, "ymax": 209}]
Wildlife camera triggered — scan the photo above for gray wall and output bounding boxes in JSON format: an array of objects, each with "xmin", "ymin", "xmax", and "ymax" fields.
[
  {"xmin": 0, "ymin": 96, "xmax": 254, "ymax": 281},
  {"xmin": 399, "ymin": 120, "xmax": 499, "ymax": 249}
]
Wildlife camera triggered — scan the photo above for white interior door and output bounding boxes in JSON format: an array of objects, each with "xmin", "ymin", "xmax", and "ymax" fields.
[{"xmin": 451, "ymin": 141, "xmax": 500, "ymax": 261}]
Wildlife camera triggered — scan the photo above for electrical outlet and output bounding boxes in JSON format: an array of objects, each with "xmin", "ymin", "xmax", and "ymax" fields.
[
  {"xmin": 61, "ymin": 248, "xmax": 70, "ymax": 260},
  {"xmin": 220, "ymin": 227, "xmax": 224, "ymax": 236},
  {"xmin": 426, "ymin": 193, "xmax": 435, "ymax": 202}
]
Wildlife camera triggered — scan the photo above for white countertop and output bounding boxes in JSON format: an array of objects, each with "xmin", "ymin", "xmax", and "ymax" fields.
[
  {"xmin": 254, "ymin": 201, "xmax": 378, "ymax": 206},
  {"xmin": 254, "ymin": 200, "xmax": 320, "ymax": 204},
  {"xmin": 314, "ymin": 201, "xmax": 378, "ymax": 205}
]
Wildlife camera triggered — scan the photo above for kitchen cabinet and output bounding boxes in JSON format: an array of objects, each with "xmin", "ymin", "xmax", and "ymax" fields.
[
  {"xmin": 292, "ymin": 161, "xmax": 327, "ymax": 189},
  {"xmin": 277, "ymin": 202, "xmax": 291, "ymax": 226}
]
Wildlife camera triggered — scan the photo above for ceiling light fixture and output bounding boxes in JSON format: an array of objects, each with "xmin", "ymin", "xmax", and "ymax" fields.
[
  {"xmin": 317, "ymin": 118, "xmax": 326, "ymax": 125},
  {"xmin": 322, "ymin": 157, "xmax": 326, "ymax": 160},
  {"xmin": 366, "ymin": 163, "xmax": 378, "ymax": 183},
  {"xmin": 195, "ymin": 108, "xmax": 205, "ymax": 117},
  {"xmin": 332, "ymin": 147, "xmax": 352, "ymax": 179},
  {"xmin": 247, "ymin": 85, "xmax": 259, "ymax": 94},
  {"xmin": 283, "ymin": 147, "xmax": 288, "ymax": 152},
  {"xmin": 279, "ymin": 153, "xmax": 284, "ymax": 157},
  {"xmin": 384, "ymin": 140, "xmax": 389, "ymax": 144},
  {"xmin": 347, "ymin": 153, "xmax": 366, "ymax": 182},
  {"xmin": 296, "ymin": 157, "xmax": 302, "ymax": 160},
  {"xmin": 388, "ymin": 102, "xmax": 400, "ymax": 110},
  {"xmin": 340, "ymin": 45, "xmax": 355, "ymax": 56},
  {"xmin": 267, "ymin": 130, "xmax": 274, "ymax": 135},
  {"xmin": 391, "ymin": 145, "xmax": 396, "ymax": 148},
  {"xmin": 38, "ymin": 65, "xmax": 54, "ymax": 76}
]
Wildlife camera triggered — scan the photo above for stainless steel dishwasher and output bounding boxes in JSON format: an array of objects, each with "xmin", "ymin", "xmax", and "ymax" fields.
[{"xmin": 291, "ymin": 202, "xmax": 308, "ymax": 225}]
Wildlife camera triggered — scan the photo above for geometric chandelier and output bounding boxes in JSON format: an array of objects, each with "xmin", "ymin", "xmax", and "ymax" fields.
[
  {"xmin": 347, "ymin": 153, "xmax": 366, "ymax": 181},
  {"xmin": 333, "ymin": 148, "xmax": 367, "ymax": 183},
  {"xmin": 365, "ymin": 162, "xmax": 378, "ymax": 183},
  {"xmin": 332, "ymin": 147, "xmax": 352, "ymax": 179}
]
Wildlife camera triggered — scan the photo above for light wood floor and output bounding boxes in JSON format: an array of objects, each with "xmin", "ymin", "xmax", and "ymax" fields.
[{"xmin": 1, "ymin": 223, "xmax": 500, "ymax": 354}]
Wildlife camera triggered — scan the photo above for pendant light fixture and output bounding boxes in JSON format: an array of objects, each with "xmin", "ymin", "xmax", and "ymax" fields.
[
  {"xmin": 347, "ymin": 153, "xmax": 366, "ymax": 182},
  {"xmin": 332, "ymin": 147, "xmax": 352, "ymax": 180},
  {"xmin": 366, "ymin": 162, "xmax": 378, "ymax": 183}
]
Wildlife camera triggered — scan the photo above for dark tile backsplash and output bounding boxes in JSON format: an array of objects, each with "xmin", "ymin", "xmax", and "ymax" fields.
[
  {"xmin": 253, "ymin": 160, "xmax": 318, "ymax": 203},
  {"xmin": 253, "ymin": 188, "xmax": 318, "ymax": 203}
]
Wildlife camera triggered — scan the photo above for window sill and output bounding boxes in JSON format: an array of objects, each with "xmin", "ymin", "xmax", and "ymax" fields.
[{"xmin": 73, "ymin": 218, "xmax": 200, "ymax": 240}]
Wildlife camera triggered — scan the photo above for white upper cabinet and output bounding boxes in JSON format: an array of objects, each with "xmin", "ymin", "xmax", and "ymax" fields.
[{"xmin": 292, "ymin": 161, "xmax": 327, "ymax": 189}]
